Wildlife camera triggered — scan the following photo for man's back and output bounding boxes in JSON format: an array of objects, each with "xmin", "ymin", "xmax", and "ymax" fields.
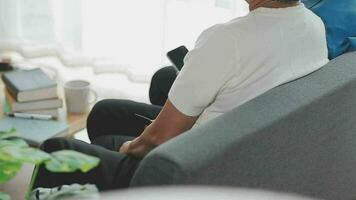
[{"xmin": 169, "ymin": 3, "xmax": 329, "ymax": 126}]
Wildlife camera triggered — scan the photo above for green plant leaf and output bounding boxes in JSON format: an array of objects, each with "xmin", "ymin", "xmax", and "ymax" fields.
[
  {"xmin": 45, "ymin": 150, "xmax": 100, "ymax": 173},
  {"xmin": 0, "ymin": 139, "xmax": 31, "ymax": 162},
  {"xmin": 0, "ymin": 160, "xmax": 21, "ymax": 184},
  {"xmin": 0, "ymin": 128, "xmax": 17, "ymax": 140},
  {"xmin": 0, "ymin": 138, "xmax": 28, "ymax": 149},
  {"xmin": 1, "ymin": 146, "xmax": 51, "ymax": 164},
  {"xmin": 0, "ymin": 192, "xmax": 11, "ymax": 200},
  {"xmin": 0, "ymin": 149, "xmax": 12, "ymax": 161}
]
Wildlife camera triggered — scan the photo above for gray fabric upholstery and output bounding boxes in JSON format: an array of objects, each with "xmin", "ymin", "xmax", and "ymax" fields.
[{"xmin": 130, "ymin": 52, "xmax": 356, "ymax": 200}]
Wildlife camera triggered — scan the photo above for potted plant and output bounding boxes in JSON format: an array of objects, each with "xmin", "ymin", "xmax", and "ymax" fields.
[{"xmin": 0, "ymin": 128, "xmax": 100, "ymax": 200}]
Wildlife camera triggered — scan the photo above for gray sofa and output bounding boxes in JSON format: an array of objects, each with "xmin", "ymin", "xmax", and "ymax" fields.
[{"xmin": 130, "ymin": 52, "xmax": 356, "ymax": 200}]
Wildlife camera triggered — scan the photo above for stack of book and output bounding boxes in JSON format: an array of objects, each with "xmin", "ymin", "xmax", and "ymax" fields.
[{"xmin": 1, "ymin": 68, "xmax": 63, "ymax": 119}]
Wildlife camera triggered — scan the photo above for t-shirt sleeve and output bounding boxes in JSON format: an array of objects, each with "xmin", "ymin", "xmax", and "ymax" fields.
[{"xmin": 168, "ymin": 25, "xmax": 237, "ymax": 116}]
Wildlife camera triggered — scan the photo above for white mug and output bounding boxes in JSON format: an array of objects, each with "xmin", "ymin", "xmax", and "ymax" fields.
[{"xmin": 64, "ymin": 80, "xmax": 97, "ymax": 113}]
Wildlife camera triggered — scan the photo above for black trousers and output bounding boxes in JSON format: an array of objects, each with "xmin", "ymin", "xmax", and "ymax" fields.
[{"xmin": 33, "ymin": 66, "xmax": 177, "ymax": 191}]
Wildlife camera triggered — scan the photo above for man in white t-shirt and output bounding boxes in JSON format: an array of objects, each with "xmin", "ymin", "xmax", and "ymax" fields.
[
  {"xmin": 119, "ymin": 0, "xmax": 328, "ymax": 154},
  {"xmin": 34, "ymin": 0, "xmax": 328, "ymax": 191}
]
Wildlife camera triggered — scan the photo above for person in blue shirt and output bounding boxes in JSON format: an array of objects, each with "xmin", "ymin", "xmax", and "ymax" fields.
[{"xmin": 302, "ymin": 0, "xmax": 356, "ymax": 59}]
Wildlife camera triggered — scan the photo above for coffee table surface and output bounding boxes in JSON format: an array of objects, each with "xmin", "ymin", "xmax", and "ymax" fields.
[{"xmin": 0, "ymin": 71, "xmax": 88, "ymax": 138}]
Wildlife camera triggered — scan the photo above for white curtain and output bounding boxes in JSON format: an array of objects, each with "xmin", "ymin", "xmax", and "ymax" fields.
[{"xmin": 0, "ymin": 0, "xmax": 248, "ymax": 82}]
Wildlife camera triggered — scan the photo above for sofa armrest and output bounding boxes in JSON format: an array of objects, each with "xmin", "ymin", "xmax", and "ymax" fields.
[
  {"xmin": 130, "ymin": 109, "xmax": 251, "ymax": 186},
  {"xmin": 129, "ymin": 80, "xmax": 318, "ymax": 187}
]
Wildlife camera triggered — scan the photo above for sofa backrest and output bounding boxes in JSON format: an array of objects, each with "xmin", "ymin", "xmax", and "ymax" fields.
[{"xmin": 131, "ymin": 52, "xmax": 356, "ymax": 200}]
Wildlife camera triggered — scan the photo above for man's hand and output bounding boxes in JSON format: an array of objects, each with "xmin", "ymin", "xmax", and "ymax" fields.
[
  {"xmin": 118, "ymin": 126, "xmax": 157, "ymax": 158},
  {"xmin": 119, "ymin": 100, "xmax": 198, "ymax": 158},
  {"xmin": 119, "ymin": 141, "xmax": 132, "ymax": 154}
]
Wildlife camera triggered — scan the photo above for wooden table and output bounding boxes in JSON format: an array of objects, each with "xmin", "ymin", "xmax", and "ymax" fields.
[
  {"xmin": 0, "ymin": 71, "xmax": 88, "ymax": 138},
  {"xmin": 0, "ymin": 70, "xmax": 90, "ymax": 200}
]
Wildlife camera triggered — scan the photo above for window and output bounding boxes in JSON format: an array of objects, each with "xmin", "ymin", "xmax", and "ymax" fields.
[{"xmin": 0, "ymin": 0, "xmax": 249, "ymax": 81}]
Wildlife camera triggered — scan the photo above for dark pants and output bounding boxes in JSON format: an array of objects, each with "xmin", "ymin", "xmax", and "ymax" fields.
[{"xmin": 33, "ymin": 66, "xmax": 177, "ymax": 191}]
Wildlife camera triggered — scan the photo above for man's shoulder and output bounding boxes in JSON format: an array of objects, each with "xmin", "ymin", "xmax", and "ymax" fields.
[
  {"xmin": 198, "ymin": 23, "xmax": 235, "ymax": 43},
  {"xmin": 225, "ymin": 14, "xmax": 252, "ymax": 26},
  {"xmin": 219, "ymin": 14, "xmax": 260, "ymax": 36},
  {"xmin": 196, "ymin": 14, "xmax": 261, "ymax": 47}
]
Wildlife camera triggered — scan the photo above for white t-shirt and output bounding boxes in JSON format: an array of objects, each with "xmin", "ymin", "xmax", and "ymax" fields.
[{"xmin": 168, "ymin": 3, "xmax": 329, "ymax": 127}]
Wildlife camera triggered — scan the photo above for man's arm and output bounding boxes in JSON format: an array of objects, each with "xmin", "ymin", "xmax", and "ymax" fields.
[
  {"xmin": 120, "ymin": 99, "xmax": 198, "ymax": 158},
  {"xmin": 120, "ymin": 25, "xmax": 237, "ymax": 157}
]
